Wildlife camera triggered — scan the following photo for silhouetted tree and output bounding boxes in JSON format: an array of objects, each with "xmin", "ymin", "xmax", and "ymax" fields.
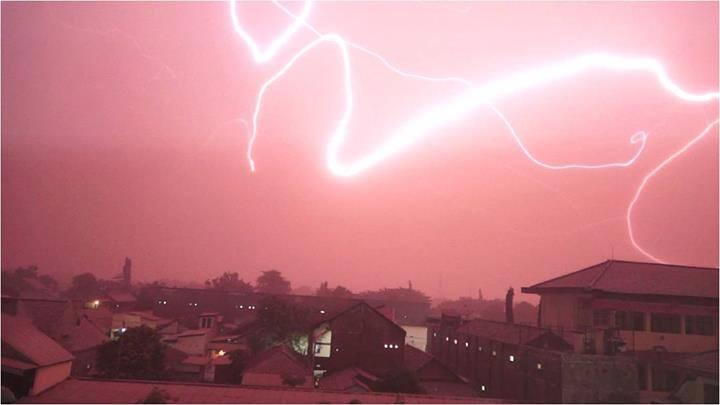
[
  {"xmin": 373, "ymin": 368, "xmax": 424, "ymax": 394},
  {"xmin": 316, "ymin": 282, "xmax": 354, "ymax": 298},
  {"xmin": 251, "ymin": 296, "xmax": 309, "ymax": 352},
  {"xmin": 227, "ymin": 350, "xmax": 251, "ymax": 384},
  {"xmin": 97, "ymin": 326, "xmax": 166, "ymax": 380},
  {"xmin": 67, "ymin": 272, "xmax": 100, "ymax": 300},
  {"xmin": 359, "ymin": 288, "xmax": 430, "ymax": 304},
  {"xmin": 1, "ymin": 265, "xmax": 59, "ymax": 298},
  {"xmin": 139, "ymin": 387, "xmax": 170, "ymax": 404},
  {"xmin": 205, "ymin": 272, "xmax": 254, "ymax": 292},
  {"xmin": 255, "ymin": 270, "xmax": 291, "ymax": 295}
]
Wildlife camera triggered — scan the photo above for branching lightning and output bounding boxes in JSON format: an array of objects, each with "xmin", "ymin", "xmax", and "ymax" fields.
[{"xmin": 228, "ymin": 0, "xmax": 719, "ymax": 262}]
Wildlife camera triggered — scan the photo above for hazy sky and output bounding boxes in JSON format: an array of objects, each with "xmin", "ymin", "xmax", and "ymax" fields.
[{"xmin": 2, "ymin": 1, "xmax": 718, "ymax": 301}]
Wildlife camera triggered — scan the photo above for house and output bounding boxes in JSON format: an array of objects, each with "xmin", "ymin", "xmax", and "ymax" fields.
[
  {"xmin": 309, "ymin": 301, "xmax": 407, "ymax": 378},
  {"xmin": 242, "ymin": 345, "xmax": 312, "ymax": 388},
  {"xmin": 521, "ymin": 260, "xmax": 719, "ymax": 353},
  {"xmin": 316, "ymin": 367, "xmax": 378, "ymax": 392},
  {"xmin": 1, "ymin": 314, "xmax": 74, "ymax": 398},
  {"xmin": 522, "ymin": 260, "xmax": 719, "ymax": 401},
  {"xmin": 6, "ymin": 297, "xmax": 108, "ymax": 376},
  {"xmin": 104, "ymin": 291, "xmax": 137, "ymax": 312},
  {"xmin": 110, "ymin": 311, "xmax": 180, "ymax": 339}
]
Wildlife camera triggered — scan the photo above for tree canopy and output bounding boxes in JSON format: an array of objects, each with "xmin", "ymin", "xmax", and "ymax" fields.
[
  {"xmin": 251, "ymin": 296, "xmax": 309, "ymax": 353},
  {"xmin": 96, "ymin": 326, "xmax": 166, "ymax": 380},
  {"xmin": 255, "ymin": 270, "xmax": 291, "ymax": 295},
  {"xmin": 316, "ymin": 282, "xmax": 354, "ymax": 298},
  {"xmin": 205, "ymin": 272, "xmax": 253, "ymax": 292},
  {"xmin": 66, "ymin": 272, "xmax": 100, "ymax": 300}
]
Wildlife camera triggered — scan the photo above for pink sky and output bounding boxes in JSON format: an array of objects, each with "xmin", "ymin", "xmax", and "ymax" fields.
[{"xmin": 2, "ymin": 1, "xmax": 718, "ymax": 301}]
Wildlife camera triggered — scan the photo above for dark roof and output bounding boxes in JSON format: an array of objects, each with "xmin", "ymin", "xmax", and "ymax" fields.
[
  {"xmin": 403, "ymin": 344, "xmax": 434, "ymax": 371},
  {"xmin": 17, "ymin": 299, "xmax": 108, "ymax": 353},
  {"xmin": 665, "ymin": 351, "xmax": 718, "ymax": 375},
  {"xmin": 21, "ymin": 378, "xmax": 506, "ymax": 404},
  {"xmin": 244, "ymin": 345, "xmax": 309, "ymax": 375},
  {"xmin": 1, "ymin": 314, "xmax": 74, "ymax": 367},
  {"xmin": 522, "ymin": 260, "xmax": 719, "ymax": 298},
  {"xmin": 456, "ymin": 318, "xmax": 549, "ymax": 345},
  {"xmin": 105, "ymin": 291, "xmax": 137, "ymax": 303}
]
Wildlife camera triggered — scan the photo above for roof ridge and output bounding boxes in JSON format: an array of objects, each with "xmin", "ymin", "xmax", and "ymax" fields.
[
  {"xmin": 588, "ymin": 260, "xmax": 613, "ymax": 289},
  {"xmin": 611, "ymin": 259, "xmax": 719, "ymax": 271},
  {"xmin": 524, "ymin": 260, "xmax": 611, "ymax": 289}
]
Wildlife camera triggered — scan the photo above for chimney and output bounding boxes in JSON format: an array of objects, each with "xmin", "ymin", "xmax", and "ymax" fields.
[{"xmin": 505, "ymin": 287, "xmax": 514, "ymax": 324}]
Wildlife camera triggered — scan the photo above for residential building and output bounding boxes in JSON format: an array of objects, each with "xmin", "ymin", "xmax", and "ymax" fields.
[
  {"xmin": 522, "ymin": 259, "xmax": 719, "ymax": 401},
  {"xmin": 1, "ymin": 314, "xmax": 74, "ymax": 398}
]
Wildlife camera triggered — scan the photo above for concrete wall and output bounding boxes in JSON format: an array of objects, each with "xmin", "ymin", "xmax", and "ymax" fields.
[
  {"xmin": 560, "ymin": 353, "xmax": 638, "ymax": 403},
  {"xmin": 402, "ymin": 325, "xmax": 428, "ymax": 352},
  {"xmin": 30, "ymin": 361, "xmax": 71, "ymax": 395}
]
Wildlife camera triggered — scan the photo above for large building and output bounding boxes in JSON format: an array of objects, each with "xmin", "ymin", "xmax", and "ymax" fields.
[{"xmin": 522, "ymin": 259, "xmax": 719, "ymax": 402}]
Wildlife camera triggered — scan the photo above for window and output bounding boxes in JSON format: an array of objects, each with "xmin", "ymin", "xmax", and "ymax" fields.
[
  {"xmin": 314, "ymin": 342, "xmax": 331, "ymax": 357},
  {"xmin": 650, "ymin": 313, "xmax": 681, "ymax": 334},
  {"xmin": 685, "ymin": 315, "xmax": 716, "ymax": 336},
  {"xmin": 615, "ymin": 311, "xmax": 645, "ymax": 331},
  {"xmin": 638, "ymin": 364, "xmax": 647, "ymax": 390},
  {"xmin": 593, "ymin": 309, "xmax": 611, "ymax": 326}
]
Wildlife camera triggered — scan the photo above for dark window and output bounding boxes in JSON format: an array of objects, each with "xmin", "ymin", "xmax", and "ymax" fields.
[
  {"xmin": 593, "ymin": 309, "xmax": 610, "ymax": 326},
  {"xmin": 651, "ymin": 368, "xmax": 679, "ymax": 391},
  {"xmin": 650, "ymin": 313, "xmax": 681, "ymax": 334},
  {"xmin": 638, "ymin": 364, "xmax": 647, "ymax": 390},
  {"xmin": 685, "ymin": 315, "xmax": 716, "ymax": 336},
  {"xmin": 615, "ymin": 311, "xmax": 645, "ymax": 331}
]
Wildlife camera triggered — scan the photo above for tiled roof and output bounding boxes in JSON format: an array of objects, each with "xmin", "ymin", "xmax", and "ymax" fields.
[
  {"xmin": 403, "ymin": 344, "xmax": 433, "ymax": 371},
  {"xmin": 244, "ymin": 345, "xmax": 309, "ymax": 375},
  {"xmin": 522, "ymin": 260, "xmax": 719, "ymax": 298},
  {"xmin": 1, "ymin": 314, "xmax": 74, "ymax": 367},
  {"xmin": 22, "ymin": 378, "xmax": 504, "ymax": 403},
  {"xmin": 318, "ymin": 367, "xmax": 376, "ymax": 391},
  {"xmin": 16, "ymin": 299, "xmax": 108, "ymax": 353}
]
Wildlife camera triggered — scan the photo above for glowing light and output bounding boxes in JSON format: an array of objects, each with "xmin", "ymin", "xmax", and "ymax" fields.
[
  {"xmin": 229, "ymin": 0, "xmax": 313, "ymax": 63},
  {"xmin": 627, "ymin": 119, "xmax": 719, "ymax": 263},
  {"xmin": 218, "ymin": 350, "xmax": 226, "ymax": 356}
]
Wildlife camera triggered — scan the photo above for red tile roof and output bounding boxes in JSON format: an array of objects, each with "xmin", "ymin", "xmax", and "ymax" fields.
[
  {"xmin": 22, "ymin": 378, "xmax": 504, "ymax": 403},
  {"xmin": 244, "ymin": 345, "xmax": 309, "ymax": 375},
  {"xmin": 1, "ymin": 314, "xmax": 74, "ymax": 367},
  {"xmin": 522, "ymin": 260, "xmax": 719, "ymax": 298}
]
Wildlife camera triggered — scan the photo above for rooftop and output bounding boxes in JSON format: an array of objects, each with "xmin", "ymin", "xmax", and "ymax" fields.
[
  {"xmin": 20, "ymin": 378, "xmax": 503, "ymax": 403},
  {"xmin": 1, "ymin": 314, "xmax": 74, "ymax": 367},
  {"xmin": 522, "ymin": 260, "xmax": 719, "ymax": 299}
]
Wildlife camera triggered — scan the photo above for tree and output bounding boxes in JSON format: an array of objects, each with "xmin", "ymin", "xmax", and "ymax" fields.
[
  {"xmin": 281, "ymin": 372, "xmax": 306, "ymax": 387},
  {"xmin": 359, "ymin": 288, "xmax": 430, "ymax": 304},
  {"xmin": 139, "ymin": 387, "xmax": 170, "ymax": 404},
  {"xmin": 317, "ymin": 282, "xmax": 354, "ymax": 298},
  {"xmin": 373, "ymin": 368, "xmax": 424, "ymax": 394},
  {"xmin": 205, "ymin": 272, "xmax": 253, "ymax": 292},
  {"xmin": 97, "ymin": 326, "xmax": 166, "ymax": 380},
  {"xmin": 67, "ymin": 272, "xmax": 99, "ymax": 300},
  {"xmin": 255, "ymin": 270, "xmax": 291, "ymax": 295},
  {"xmin": 227, "ymin": 350, "xmax": 251, "ymax": 384},
  {"xmin": 251, "ymin": 296, "xmax": 309, "ymax": 352}
]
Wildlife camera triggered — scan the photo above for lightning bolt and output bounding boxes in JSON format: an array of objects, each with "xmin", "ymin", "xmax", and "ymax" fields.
[{"xmin": 229, "ymin": 0, "xmax": 719, "ymax": 262}]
